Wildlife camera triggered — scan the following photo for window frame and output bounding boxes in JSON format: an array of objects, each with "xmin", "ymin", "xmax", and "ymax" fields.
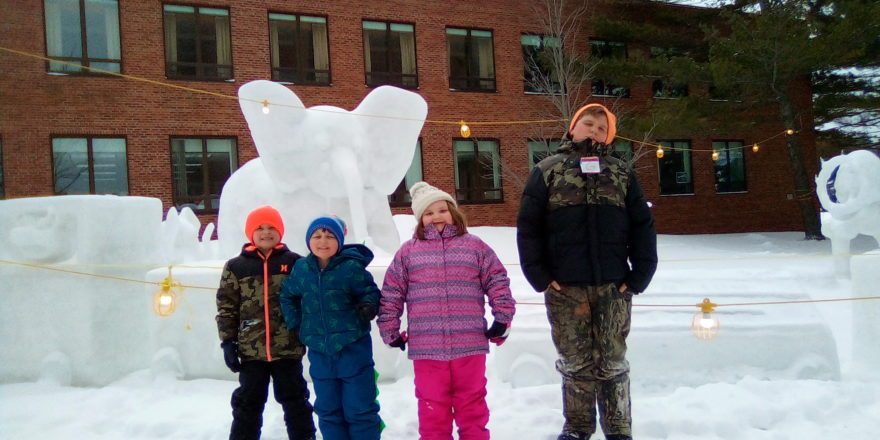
[
  {"xmin": 453, "ymin": 137, "xmax": 504, "ymax": 204},
  {"xmin": 42, "ymin": 0, "xmax": 123, "ymax": 74},
  {"xmin": 162, "ymin": 4, "xmax": 234, "ymax": 81},
  {"xmin": 521, "ymin": 33, "xmax": 563, "ymax": 94},
  {"xmin": 657, "ymin": 140, "xmax": 694, "ymax": 196},
  {"xmin": 388, "ymin": 139, "xmax": 423, "ymax": 207},
  {"xmin": 446, "ymin": 26, "xmax": 497, "ymax": 93},
  {"xmin": 712, "ymin": 140, "xmax": 748, "ymax": 194},
  {"xmin": 362, "ymin": 19, "xmax": 418, "ymax": 89},
  {"xmin": 169, "ymin": 135, "xmax": 238, "ymax": 213},
  {"xmin": 268, "ymin": 11, "xmax": 332, "ymax": 86},
  {"xmin": 50, "ymin": 135, "xmax": 130, "ymax": 195}
]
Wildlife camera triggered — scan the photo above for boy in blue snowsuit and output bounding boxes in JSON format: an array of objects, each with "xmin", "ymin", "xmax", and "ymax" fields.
[{"xmin": 280, "ymin": 216, "xmax": 382, "ymax": 440}]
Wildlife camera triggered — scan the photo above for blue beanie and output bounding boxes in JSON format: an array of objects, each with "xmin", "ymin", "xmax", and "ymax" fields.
[{"xmin": 305, "ymin": 216, "xmax": 346, "ymax": 253}]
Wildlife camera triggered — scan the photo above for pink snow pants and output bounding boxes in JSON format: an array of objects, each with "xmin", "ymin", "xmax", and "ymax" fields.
[{"xmin": 413, "ymin": 354, "xmax": 490, "ymax": 440}]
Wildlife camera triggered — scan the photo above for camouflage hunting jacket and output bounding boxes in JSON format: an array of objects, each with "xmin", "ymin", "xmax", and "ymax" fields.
[
  {"xmin": 516, "ymin": 136, "xmax": 658, "ymax": 293},
  {"xmin": 216, "ymin": 244, "xmax": 306, "ymax": 362}
]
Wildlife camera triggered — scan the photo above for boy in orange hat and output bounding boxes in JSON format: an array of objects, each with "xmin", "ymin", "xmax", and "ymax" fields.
[
  {"xmin": 517, "ymin": 104, "xmax": 657, "ymax": 440},
  {"xmin": 216, "ymin": 205, "xmax": 316, "ymax": 440}
]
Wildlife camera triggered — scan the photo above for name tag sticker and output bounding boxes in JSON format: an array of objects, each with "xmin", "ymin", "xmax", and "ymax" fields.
[{"xmin": 580, "ymin": 156, "xmax": 600, "ymax": 174}]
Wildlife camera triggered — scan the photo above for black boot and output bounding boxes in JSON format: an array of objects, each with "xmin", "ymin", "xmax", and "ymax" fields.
[{"xmin": 557, "ymin": 431, "xmax": 591, "ymax": 440}]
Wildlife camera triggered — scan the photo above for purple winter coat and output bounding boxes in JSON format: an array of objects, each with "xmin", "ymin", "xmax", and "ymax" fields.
[{"xmin": 378, "ymin": 224, "xmax": 516, "ymax": 361}]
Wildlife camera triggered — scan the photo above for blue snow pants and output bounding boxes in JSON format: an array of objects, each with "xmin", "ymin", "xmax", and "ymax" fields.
[{"xmin": 308, "ymin": 334, "xmax": 381, "ymax": 440}]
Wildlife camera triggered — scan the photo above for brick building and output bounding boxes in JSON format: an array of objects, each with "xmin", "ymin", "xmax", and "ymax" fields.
[{"xmin": 0, "ymin": 0, "xmax": 817, "ymax": 234}]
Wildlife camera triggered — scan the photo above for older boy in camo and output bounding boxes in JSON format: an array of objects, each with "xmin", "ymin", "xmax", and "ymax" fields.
[
  {"xmin": 516, "ymin": 104, "xmax": 657, "ymax": 440},
  {"xmin": 216, "ymin": 205, "xmax": 316, "ymax": 440}
]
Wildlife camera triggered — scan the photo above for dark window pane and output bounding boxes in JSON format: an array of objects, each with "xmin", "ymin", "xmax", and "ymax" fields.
[
  {"xmin": 454, "ymin": 139, "xmax": 502, "ymax": 202},
  {"xmin": 172, "ymin": 137, "xmax": 236, "ymax": 212},
  {"xmin": 713, "ymin": 141, "xmax": 747, "ymax": 193},
  {"xmin": 53, "ymin": 138, "xmax": 90, "ymax": 194},
  {"xmin": 658, "ymin": 141, "xmax": 693, "ymax": 195},
  {"xmin": 164, "ymin": 5, "xmax": 231, "ymax": 80},
  {"xmin": 447, "ymin": 28, "xmax": 494, "ymax": 92}
]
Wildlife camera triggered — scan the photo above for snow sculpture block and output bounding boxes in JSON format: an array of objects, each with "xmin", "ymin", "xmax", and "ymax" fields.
[
  {"xmin": 217, "ymin": 80, "xmax": 428, "ymax": 257},
  {"xmin": 815, "ymin": 149, "xmax": 880, "ymax": 277}
]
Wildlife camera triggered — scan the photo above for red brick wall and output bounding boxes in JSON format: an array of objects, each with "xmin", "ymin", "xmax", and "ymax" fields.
[{"xmin": 0, "ymin": 0, "xmax": 818, "ymax": 234}]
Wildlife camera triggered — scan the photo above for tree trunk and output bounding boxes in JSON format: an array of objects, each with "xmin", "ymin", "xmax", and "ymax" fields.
[{"xmin": 777, "ymin": 90, "xmax": 824, "ymax": 240}]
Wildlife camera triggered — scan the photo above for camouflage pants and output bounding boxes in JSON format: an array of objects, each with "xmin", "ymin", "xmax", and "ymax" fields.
[{"xmin": 545, "ymin": 283, "xmax": 632, "ymax": 437}]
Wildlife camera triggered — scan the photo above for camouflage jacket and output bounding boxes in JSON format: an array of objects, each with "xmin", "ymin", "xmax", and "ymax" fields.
[
  {"xmin": 516, "ymin": 136, "xmax": 657, "ymax": 293},
  {"xmin": 216, "ymin": 244, "xmax": 306, "ymax": 362}
]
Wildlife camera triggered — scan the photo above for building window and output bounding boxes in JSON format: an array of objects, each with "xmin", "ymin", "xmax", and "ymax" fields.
[
  {"xmin": 522, "ymin": 34, "xmax": 562, "ymax": 94},
  {"xmin": 713, "ymin": 141, "xmax": 747, "ymax": 193},
  {"xmin": 590, "ymin": 39, "xmax": 629, "ymax": 97},
  {"xmin": 363, "ymin": 21, "xmax": 417, "ymax": 89},
  {"xmin": 454, "ymin": 139, "xmax": 502, "ymax": 203},
  {"xmin": 171, "ymin": 137, "xmax": 237, "ymax": 212},
  {"xmin": 163, "ymin": 5, "xmax": 232, "ymax": 80},
  {"xmin": 658, "ymin": 140, "xmax": 693, "ymax": 195},
  {"xmin": 0, "ymin": 138, "xmax": 4, "ymax": 199},
  {"xmin": 652, "ymin": 79, "xmax": 688, "ymax": 99},
  {"xmin": 269, "ymin": 13, "xmax": 330, "ymax": 85},
  {"xmin": 528, "ymin": 139, "xmax": 559, "ymax": 168},
  {"xmin": 447, "ymin": 28, "xmax": 495, "ymax": 92},
  {"xmin": 52, "ymin": 137, "xmax": 128, "ymax": 195},
  {"xmin": 612, "ymin": 140, "xmax": 633, "ymax": 162},
  {"xmin": 388, "ymin": 140, "xmax": 423, "ymax": 206},
  {"xmin": 44, "ymin": 0, "xmax": 121, "ymax": 73}
]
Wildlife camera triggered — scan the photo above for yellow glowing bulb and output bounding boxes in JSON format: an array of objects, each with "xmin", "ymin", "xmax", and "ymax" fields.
[
  {"xmin": 261, "ymin": 100, "xmax": 270, "ymax": 114},
  {"xmin": 460, "ymin": 121, "xmax": 471, "ymax": 138},
  {"xmin": 691, "ymin": 298, "xmax": 719, "ymax": 340},
  {"xmin": 656, "ymin": 147, "xmax": 664, "ymax": 159},
  {"xmin": 153, "ymin": 277, "xmax": 178, "ymax": 317},
  {"xmin": 752, "ymin": 143, "xmax": 759, "ymax": 153},
  {"xmin": 711, "ymin": 151, "xmax": 720, "ymax": 161},
  {"xmin": 785, "ymin": 129, "xmax": 795, "ymax": 135}
]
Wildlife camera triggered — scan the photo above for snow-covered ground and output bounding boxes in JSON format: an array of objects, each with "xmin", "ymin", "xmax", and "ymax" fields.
[{"xmin": 2, "ymin": 224, "xmax": 879, "ymax": 439}]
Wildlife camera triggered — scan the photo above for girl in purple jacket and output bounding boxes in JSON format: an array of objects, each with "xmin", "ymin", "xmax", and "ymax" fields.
[{"xmin": 378, "ymin": 181, "xmax": 516, "ymax": 440}]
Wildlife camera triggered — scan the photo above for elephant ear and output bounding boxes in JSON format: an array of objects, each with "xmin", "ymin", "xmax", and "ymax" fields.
[
  {"xmin": 238, "ymin": 80, "xmax": 307, "ymax": 158},
  {"xmin": 351, "ymin": 86, "xmax": 428, "ymax": 194},
  {"xmin": 815, "ymin": 151, "xmax": 880, "ymax": 220}
]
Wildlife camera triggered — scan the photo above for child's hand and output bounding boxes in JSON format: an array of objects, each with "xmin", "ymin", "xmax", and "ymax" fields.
[
  {"xmin": 220, "ymin": 340, "xmax": 242, "ymax": 373},
  {"xmin": 389, "ymin": 332, "xmax": 407, "ymax": 351},
  {"xmin": 357, "ymin": 303, "xmax": 378, "ymax": 322},
  {"xmin": 485, "ymin": 321, "xmax": 511, "ymax": 345}
]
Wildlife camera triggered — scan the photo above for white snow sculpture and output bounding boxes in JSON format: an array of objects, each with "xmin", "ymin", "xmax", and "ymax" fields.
[
  {"xmin": 815, "ymin": 149, "xmax": 880, "ymax": 276},
  {"xmin": 217, "ymin": 80, "xmax": 428, "ymax": 257}
]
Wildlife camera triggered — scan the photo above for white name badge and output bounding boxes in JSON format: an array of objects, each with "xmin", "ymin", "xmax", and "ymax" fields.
[{"xmin": 580, "ymin": 156, "xmax": 600, "ymax": 174}]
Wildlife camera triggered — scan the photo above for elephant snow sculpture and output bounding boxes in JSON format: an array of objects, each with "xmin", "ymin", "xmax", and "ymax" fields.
[
  {"xmin": 217, "ymin": 80, "xmax": 428, "ymax": 257},
  {"xmin": 815, "ymin": 149, "xmax": 880, "ymax": 276}
]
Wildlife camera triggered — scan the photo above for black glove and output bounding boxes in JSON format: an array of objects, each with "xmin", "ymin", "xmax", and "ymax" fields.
[
  {"xmin": 220, "ymin": 340, "xmax": 242, "ymax": 373},
  {"xmin": 357, "ymin": 303, "xmax": 378, "ymax": 322},
  {"xmin": 389, "ymin": 334, "xmax": 407, "ymax": 351},
  {"xmin": 485, "ymin": 320, "xmax": 509, "ymax": 339}
]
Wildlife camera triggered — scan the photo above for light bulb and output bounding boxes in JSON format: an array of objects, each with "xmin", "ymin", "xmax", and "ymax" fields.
[
  {"xmin": 752, "ymin": 143, "xmax": 759, "ymax": 153},
  {"xmin": 691, "ymin": 298, "xmax": 719, "ymax": 340},
  {"xmin": 460, "ymin": 121, "xmax": 471, "ymax": 138},
  {"xmin": 153, "ymin": 276, "xmax": 178, "ymax": 317},
  {"xmin": 261, "ymin": 100, "xmax": 270, "ymax": 114},
  {"xmin": 656, "ymin": 147, "xmax": 664, "ymax": 159},
  {"xmin": 712, "ymin": 151, "xmax": 719, "ymax": 161},
  {"xmin": 785, "ymin": 129, "xmax": 795, "ymax": 135}
]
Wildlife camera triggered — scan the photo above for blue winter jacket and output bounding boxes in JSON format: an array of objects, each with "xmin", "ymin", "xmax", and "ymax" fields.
[{"xmin": 279, "ymin": 244, "xmax": 380, "ymax": 355}]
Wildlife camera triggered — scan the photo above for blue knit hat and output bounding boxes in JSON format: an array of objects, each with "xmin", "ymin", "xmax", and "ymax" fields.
[{"xmin": 305, "ymin": 216, "xmax": 346, "ymax": 253}]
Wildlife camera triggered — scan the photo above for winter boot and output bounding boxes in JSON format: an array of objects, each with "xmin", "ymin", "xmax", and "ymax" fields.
[
  {"xmin": 605, "ymin": 435, "xmax": 632, "ymax": 440},
  {"xmin": 557, "ymin": 431, "xmax": 591, "ymax": 440}
]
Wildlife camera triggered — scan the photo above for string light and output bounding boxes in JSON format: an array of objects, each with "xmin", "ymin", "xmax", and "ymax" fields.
[
  {"xmin": 752, "ymin": 143, "xmax": 760, "ymax": 153},
  {"xmin": 153, "ymin": 266, "xmax": 179, "ymax": 317},
  {"xmin": 656, "ymin": 147, "xmax": 664, "ymax": 158},
  {"xmin": 459, "ymin": 121, "xmax": 471, "ymax": 138},
  {"xmin": 691, "ymin": 298, "xmax": 720, "ymax": 340},
  {"xmin": 261, "ymin": 100, "xmax": 270, "ymax": 114},
  {"xmin": 785, "ymin": 129, "xmax": 795, "ymax": 135},
  {"xmin": 711, "ymin": 150, "xmax": 720, "ymax": 161}
]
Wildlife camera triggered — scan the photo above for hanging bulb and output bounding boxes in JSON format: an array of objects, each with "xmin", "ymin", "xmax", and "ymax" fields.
[
  {"xmin": 711, "ymin": 151, "xmax": 720, "ymax": 161},
  {"xmin": 691, "ymin": 298, "xmax": 719, "ymax": 340},
  {"xmin": 752, "ymin": 143, "xmax": 759, "ymax": 153},
  {"xmin": 656, "ymin": 147, "xmax": 664, "ymax": 159},
  {"xmin": 460, "ymin": 121, "xmax": 471, "ymax": 138},
  {"xmin": 153, "ymin": 267, "xmax": 179, "ymax": 317},
  {"xmin": 785, "ymin": 129, "xmax": 795, "ymax": 135},
  {"xmin": 261, "ymin": 100, "xmax": 270, "ymax": 115}
]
